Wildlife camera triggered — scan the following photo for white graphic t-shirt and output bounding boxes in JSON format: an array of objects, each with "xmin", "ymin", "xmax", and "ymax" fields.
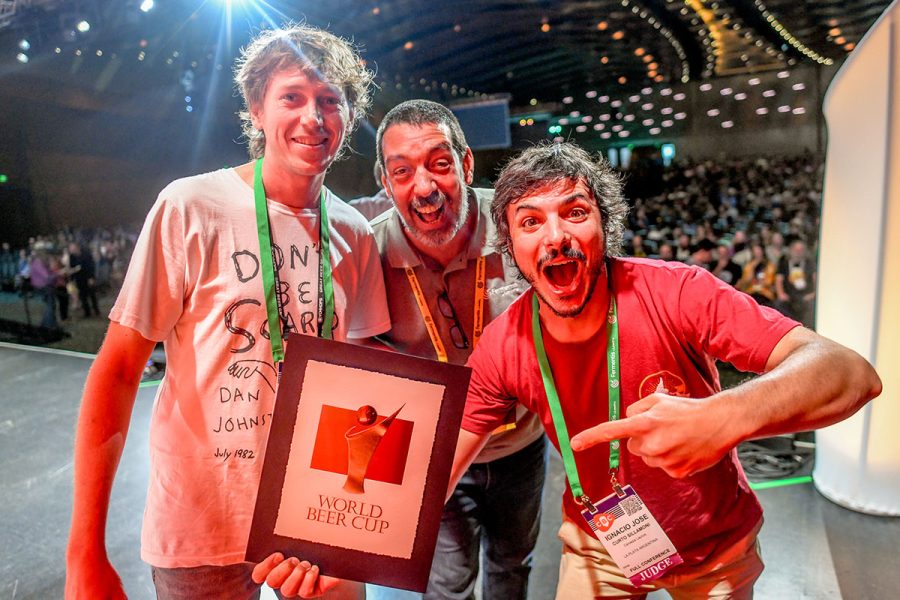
[{"xmin": 110, "ymin": 168, "xmax": 391, "ymax": 567}]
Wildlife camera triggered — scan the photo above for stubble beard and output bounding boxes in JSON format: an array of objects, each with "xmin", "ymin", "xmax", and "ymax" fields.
[
  {"xmin": 517, "ymin": 249, "xmax": 606, "ymax": 318},
  {"xmin": 400, "ymin": 184, "xmax": 470, "ymax": 249}
]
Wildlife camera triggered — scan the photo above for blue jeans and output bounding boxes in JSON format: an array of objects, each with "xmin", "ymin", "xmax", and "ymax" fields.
[
  {"xmin": 38, "ymin": 285, "xmax": 58, "ymax": 329},
  {"xmin": 368, "ymin": 435, "xmax": 547, "ymax": 600}
]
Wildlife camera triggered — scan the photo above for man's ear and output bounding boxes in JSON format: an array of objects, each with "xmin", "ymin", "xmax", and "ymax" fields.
[
  {"xmin": 249, "ymin": 103, "xmax": 263, "ymax": 130},
  {"xmin": 381, "ymin": 171, "xmax": 392, "ymax": 198},
  {"xmin": 463, "ymin": 148, "xmax": 475, "ymax": 185}
]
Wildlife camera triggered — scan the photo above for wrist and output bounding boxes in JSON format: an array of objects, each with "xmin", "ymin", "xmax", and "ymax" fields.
[
  {"xmin": 66, "ymin": 537, "xmax": 108, "ymax": 564},
  {"xmin": 708, "ymin": 389, "xmax": 751, "ymax": 450}
]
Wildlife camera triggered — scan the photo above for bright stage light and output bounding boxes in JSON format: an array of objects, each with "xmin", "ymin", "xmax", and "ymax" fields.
[
  {"xmin": 76, "ymin": 20, "xmax": 91, "ymax": 33},
  {"xmin": 140, "ymin": 0, "xmax": 155, "ymax": 12},
  {"xmin": 16, "ymin": 53, "xmax": 28, "ymax": 63},
  {"xmin": 18, "ymin": 39, "xmax": 30, "ymax": 51}
]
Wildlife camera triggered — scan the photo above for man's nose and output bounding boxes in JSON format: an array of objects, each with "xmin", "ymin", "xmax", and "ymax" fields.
[
  {"xmin": 413, "ymin": 167, "xmax": 436, "ymax": 197},
  {"xmin": 543, "ymin": 216, "xmax": 570, "ymax": 251},
  {"xmin": 299, "ymin": 102, "xmax": 324, "ymax": 128}
]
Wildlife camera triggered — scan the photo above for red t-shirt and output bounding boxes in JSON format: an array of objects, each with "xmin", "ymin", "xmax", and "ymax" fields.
[{"xmin": 463, "ymin": 258, "xmax": 800, "ymax": 568}]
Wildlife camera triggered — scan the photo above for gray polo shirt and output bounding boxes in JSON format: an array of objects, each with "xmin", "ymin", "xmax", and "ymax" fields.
[{"xmin": 371, "ymin": 187, "xmax": 543, "ymax": 463}]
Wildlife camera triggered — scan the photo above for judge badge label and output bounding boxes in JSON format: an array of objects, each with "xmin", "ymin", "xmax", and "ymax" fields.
[{"xmin": 580, "ymin": 485, "xmax": 684, "ymax": 586}]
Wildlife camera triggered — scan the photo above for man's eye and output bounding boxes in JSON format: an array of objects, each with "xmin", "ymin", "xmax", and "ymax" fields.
[
  {"xmin": 433, "ymin": 160, "xmax": 451, "ymax": 170},
  {"xmin": 282, "ymin": 94, "xmax": 297, "ymax": 102},
  {"xmin": 321, "ymin": 96, "xmax": 341, "ymax": 106},
  {"xmin": 570, "ymin": 208, "xmax": 587, "ymax": 218},
  {"xmin": 521, "ymin": 217, "xmax": 538, "ymax": 228}
]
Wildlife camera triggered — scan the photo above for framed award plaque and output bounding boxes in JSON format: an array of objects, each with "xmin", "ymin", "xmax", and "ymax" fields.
[{"xmin": 246, "ymin": 336, "xmax": 470, "ymax": 592}]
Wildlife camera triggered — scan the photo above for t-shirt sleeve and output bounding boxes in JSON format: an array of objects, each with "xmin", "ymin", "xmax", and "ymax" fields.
[
  {"xmin": 344, "ymin": 225, "xmax": 391, "ymax": 339},
  {"xmin": 109, "ymin": 193, "xmax": 186, "ymax": 342},
  {"xmin": 677, "ymin": 265, "xmax": 800, "ymax": 373},
  {"xmin": 461, "ymin": 329, "xmax": 518, "ymax": 434}
]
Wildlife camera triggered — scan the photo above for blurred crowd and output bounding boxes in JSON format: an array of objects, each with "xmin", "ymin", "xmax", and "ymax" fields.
[
  {"xmin": 0, "ymin": 227, "xmax": 137, "ymax": 331},
  {"xmin": 1, "ymin": 153, "xmax": 821, "ymax": 334},
  {"xmin": 620, "ymin": 153, "xmax": 820, "ymax": 327}
]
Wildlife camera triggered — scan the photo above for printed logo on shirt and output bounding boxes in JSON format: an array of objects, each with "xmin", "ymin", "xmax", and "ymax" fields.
[
  {"xmin": 309, "ymin": 404, "xmax": 413, "ymax": 491},
  {"xmin": 638, "ymin": 371, "xmax": 689, "ymax": 399}
]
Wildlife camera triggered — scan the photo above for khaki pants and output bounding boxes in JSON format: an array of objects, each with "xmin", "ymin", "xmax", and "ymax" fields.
[{"xmin": 556, "ymin": 517, "xmax": 764, "ymax": 599}]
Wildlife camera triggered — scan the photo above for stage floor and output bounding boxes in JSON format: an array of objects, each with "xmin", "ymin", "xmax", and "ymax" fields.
[{"xmin": 1, "ymin": 343, "xmax": 896, "ymax": 599}]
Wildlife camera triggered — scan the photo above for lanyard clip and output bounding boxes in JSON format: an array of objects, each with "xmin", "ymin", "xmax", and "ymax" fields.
[
  {"xmin": 610, "ymin": 470, "xmax": 626, "ymax": 498},
  {"xmin": 577, "ymin": 494, "xmax": 597, "ymax": 514}
]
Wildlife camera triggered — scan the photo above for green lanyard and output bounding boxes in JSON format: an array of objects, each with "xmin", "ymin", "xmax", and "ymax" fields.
[
  {"xmin": 253, "ymin": 158, "xmax": 335, "ymax": 366},
  {"xmin": 531, "ymin": 291, "xmax": 621, "ymax": 508}
]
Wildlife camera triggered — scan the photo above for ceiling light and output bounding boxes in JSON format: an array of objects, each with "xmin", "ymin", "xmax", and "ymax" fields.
[
  {"xmin": 140, "ymin": 0, "xmax": 154, "ymax": 12},
  {"xmin": 76, "ymin": 20, "xmax": 91, "ymax": 33}
]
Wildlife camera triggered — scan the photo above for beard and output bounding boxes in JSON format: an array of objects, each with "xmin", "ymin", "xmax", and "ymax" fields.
[
  {"xmin": 399, "ymin": 185, "xmax": 470, "ymax": 248},
  {"xmin": 518, "ymin": 247, "xmax": 605, "ymax": 318}
]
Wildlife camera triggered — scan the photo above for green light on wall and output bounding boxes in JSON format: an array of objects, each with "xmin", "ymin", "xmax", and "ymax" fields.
[{"xmin": 0, "ymin": 174, "xmax": 8, "ymax": 184}]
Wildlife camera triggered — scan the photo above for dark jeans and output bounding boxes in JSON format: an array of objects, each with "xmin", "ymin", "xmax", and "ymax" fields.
[
  {"xmin": 152, "ymin": 563, "xmax": 263, "ymax": 600},
  {"xmin": 77, "ymin": 281, "xmax": 100, "ymax": 316},
  {"xmin": 427, "ymin": 435, "xmax": 547, "ymax": 600}
]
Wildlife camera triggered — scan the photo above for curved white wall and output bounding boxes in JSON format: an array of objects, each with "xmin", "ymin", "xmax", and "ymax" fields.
[{"xmin": 814, "ymin": 0, "xmax": 900, "ymax": 515}]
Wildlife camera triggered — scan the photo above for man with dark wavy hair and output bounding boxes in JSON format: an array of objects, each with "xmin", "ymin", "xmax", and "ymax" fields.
[
  {"xmin": 451, "ymin": 142, "xmax": 880, "ymax": 598},
  {"xmin": 65, "ymin": 24, "xmax": 389, "ymax": 600}
]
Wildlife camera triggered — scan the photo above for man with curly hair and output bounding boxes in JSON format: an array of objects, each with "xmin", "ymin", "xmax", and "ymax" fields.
[
  {"xmin": 65, "ymin": 24, "xmax": 389, "ymax": 600},
  {"xmin": 451, "ymin": 142, "xmax": 880, "ymax": 598}
]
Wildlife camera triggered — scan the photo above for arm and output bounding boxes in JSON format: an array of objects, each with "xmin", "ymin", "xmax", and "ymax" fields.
[
  {"xmin": 447, "ymin": 429, "xmax": 490, "ymax": 501},
  {"xmin": 65, "ymin": 322, "xmax": 156, "ymax": 599},
  {"xmin": 571, "ymin": 327, "xmax": 881, "ymax": 478},
  {"xmin": 775, "ymin": 272, "xmax": 789, "ymax": 301}
]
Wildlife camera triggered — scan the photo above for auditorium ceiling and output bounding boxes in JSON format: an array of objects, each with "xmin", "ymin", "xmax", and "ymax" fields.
[{"xmin": 0, "ymin": 0, "xmax": 891, "ymax": 116}]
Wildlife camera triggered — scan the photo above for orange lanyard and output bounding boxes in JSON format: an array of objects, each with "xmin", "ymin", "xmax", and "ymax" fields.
[{"xmin": 405, "ymin": 255, "xmax": 486, "ymax": 363}]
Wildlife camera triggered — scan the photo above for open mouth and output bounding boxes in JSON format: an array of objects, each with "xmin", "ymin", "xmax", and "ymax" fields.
[
  {"xmin": 412, "ymin": 196, "xmax": 445, "ymax": 225},
  {"xmin": 542, "ymin": 259, "xmax": 582, "ymax": 292}
]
